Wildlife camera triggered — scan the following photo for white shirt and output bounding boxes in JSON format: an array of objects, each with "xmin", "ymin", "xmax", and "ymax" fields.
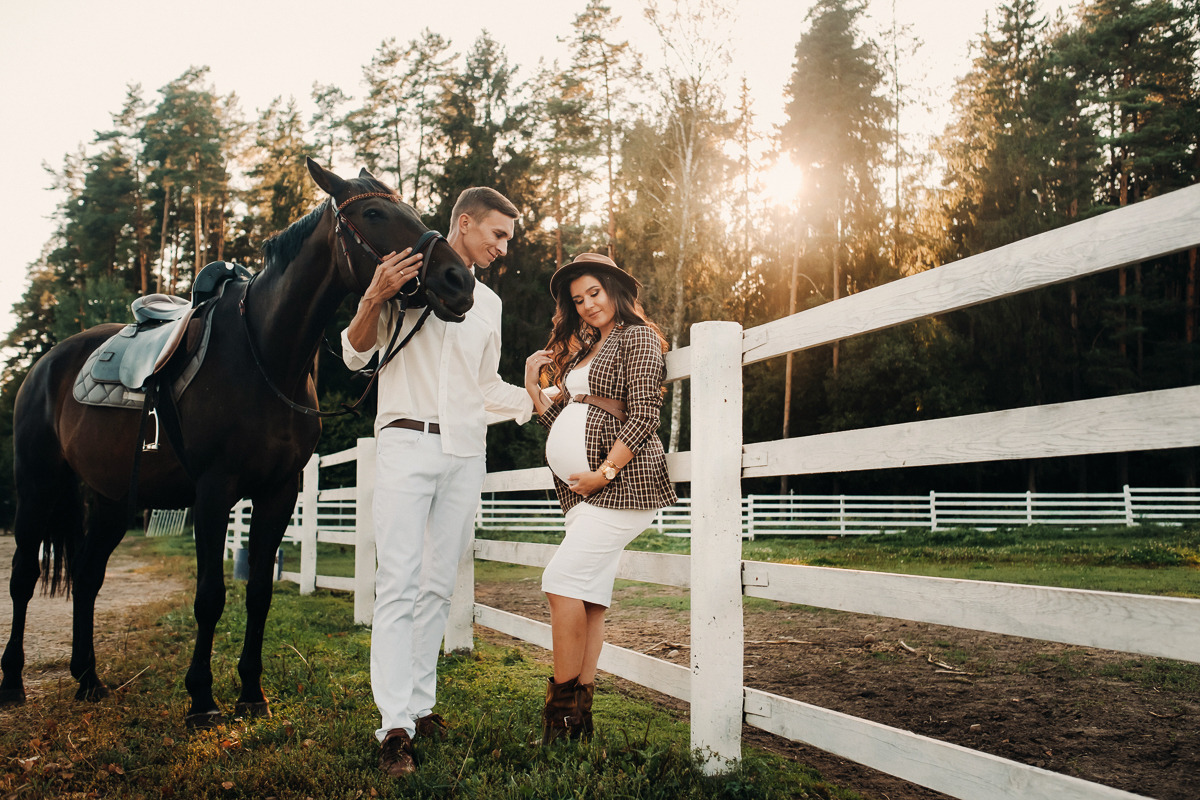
[{"xmin": 341, "ymin": 280, "xmax": 533, "ymax": 457}]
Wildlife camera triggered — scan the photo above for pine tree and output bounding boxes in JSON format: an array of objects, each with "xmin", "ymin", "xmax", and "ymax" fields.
[
  {"xmin": 527, "ymin": 64, "xmax": 600, "ymax": 266},
  {"xmin": 139, "ymin": 66, "xmax": 234, "ymax": 293},
  {"xmin": 564, "ymin": 0, "xmax": 643, "ymax": 257},
  {"xmin": 310, "ymin": 82, "xmax": 351, "ymax": 168},
  {"xmin": 781, "ymin": 0, "xmax": 892, "ymax": 376}
]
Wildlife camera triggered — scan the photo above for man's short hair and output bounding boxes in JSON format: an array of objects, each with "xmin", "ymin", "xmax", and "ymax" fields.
[{"xmin": 450, "ymin": 187, "xmax": 519, "ymax": 224}]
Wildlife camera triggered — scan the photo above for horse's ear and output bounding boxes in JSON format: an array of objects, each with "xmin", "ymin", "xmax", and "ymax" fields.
[
  {"xmin": 359, "ymin": 167, "xmax": 377, "ymax": 180},
  {"xmin": 307, "ymin": 157, "xmax": 348, "ymax": 198}
]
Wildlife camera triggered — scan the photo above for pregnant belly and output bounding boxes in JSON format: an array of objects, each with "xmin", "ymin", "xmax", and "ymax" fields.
[{"xmin": 545, "ymin": 403, "xmax": 590, "ymax": 483}]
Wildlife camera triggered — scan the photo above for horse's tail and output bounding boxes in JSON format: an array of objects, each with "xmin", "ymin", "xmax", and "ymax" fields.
[{"xmin": 36, "ymin": 477, "xmax": 84, "ymax": 598}]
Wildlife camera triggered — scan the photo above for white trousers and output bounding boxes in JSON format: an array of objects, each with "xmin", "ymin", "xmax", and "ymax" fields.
[{"xmin": 371, "ymin": 427, "xmax": 485, "ymax": 741}]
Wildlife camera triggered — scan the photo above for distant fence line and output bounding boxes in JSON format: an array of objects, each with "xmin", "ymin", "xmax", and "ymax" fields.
[
  {"xmin": 476, "ymin": 487, "xmax": 1200, "ymax": 537},
  {"xmin": 221, "ymin": 487, "xmax": 1200, "ymax": 553}
]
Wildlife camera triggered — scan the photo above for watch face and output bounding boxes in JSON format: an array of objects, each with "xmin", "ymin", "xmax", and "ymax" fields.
[{"xmin": 603, "ymin": 467, "xmax": 617, "ymax": 479}]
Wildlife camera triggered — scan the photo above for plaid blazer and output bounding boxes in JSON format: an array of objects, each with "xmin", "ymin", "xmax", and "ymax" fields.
[{"xmin": 538, "ymin": 324, "xmax": 678, "ymax": 514}]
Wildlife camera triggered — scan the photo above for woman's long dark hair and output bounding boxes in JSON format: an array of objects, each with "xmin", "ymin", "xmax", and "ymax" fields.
[{"xmin": 542, "ymin": 270, "xmax": 668, "ymax": 387}]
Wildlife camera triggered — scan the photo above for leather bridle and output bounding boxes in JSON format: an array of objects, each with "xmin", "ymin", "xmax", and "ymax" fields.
[{"xmin": 333, "ymin": 191, "xmax": 446, "ymax": 301}]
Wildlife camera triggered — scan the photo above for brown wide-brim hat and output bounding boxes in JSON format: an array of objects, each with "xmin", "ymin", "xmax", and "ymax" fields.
[{"xmin": 549, "ymin": 253, "xmax": 641, "ymax": 302}]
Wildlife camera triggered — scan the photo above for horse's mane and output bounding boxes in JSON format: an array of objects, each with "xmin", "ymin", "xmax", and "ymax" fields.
[
  {"xmin": 261, "ymin": 199, "xmax": 331, "ymax": 271},
  {"xmin": 260, "ymin": 176, "xmax": 404, "ymax": 271}
]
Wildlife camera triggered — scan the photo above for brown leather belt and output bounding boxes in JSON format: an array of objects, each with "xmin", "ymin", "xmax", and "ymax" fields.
[
  {"xmin": 383, "ymin": 418, "xmax": 441, "ymax": 434},
  {"xmin": 572, "ymin": 394, "xmax": 627, "ymax": 423}
]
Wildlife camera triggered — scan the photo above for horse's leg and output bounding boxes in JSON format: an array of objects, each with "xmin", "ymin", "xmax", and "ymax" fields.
[
  {"xmin": 183, "ymin": 482, "xmax": 237, "ymax": 729},
  {"xmin": 0, "ymin": 471, "xmax": 83, "ymax": 705},
  {"xmin": 234, "ymin": 477, "xmax": 298, "ymax": 719},
  {"xmin": 69, "ymin": 494, "xmax": 129, "ymax": 701}
]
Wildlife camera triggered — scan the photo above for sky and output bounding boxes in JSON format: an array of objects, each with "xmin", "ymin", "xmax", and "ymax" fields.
[{"xmin": 0, "ymin": 0, "xmax": 1081, "ymax": 342}]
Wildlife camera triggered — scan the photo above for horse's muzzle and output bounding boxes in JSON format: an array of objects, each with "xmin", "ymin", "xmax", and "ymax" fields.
[{"xmin": 424, "ymin": 287, "xmax": 473, "ymax": 323}]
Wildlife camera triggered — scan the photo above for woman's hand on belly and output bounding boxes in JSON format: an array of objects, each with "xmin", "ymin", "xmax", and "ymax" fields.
[{"xmin": 567, "ymin": 469, "xmax": 609, "ymax": 498}]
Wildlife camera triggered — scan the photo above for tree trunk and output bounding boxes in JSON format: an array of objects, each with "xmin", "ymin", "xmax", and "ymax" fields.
[
  {"xmin": 1186, "ymin": 248, "xmax": 1196, "ymax": 347},
  {"xmin": 832, "ymin": 215, "xmax": 842, "ymax": 375},
  {"xmin": 157, "ymin": 184, "xmax": 171, "ymax": 293},
  {"xmin": 1118, "ymin": 266, "xmax": 1127, "ymax": 358},
  {"xmin": 1135, "ymin": 263, "xmax": 1143, "ymax": 380},
  {"xmin": 667, "ymin": 271, "xmax": 686, "ymax": 454},
  {"xmin": 603, "ymin": 65, "xmax": 617, "ymax": 259},
  {"xmin": 216, "ymin": 196, "xmax": 226, "ymax": 262},
  {"xmin": 193, "ymin": 190, "xmax": 203, "ymax": 277}
]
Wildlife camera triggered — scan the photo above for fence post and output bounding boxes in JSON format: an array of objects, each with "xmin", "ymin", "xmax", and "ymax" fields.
[
  {"xmin": 443, "ymin": 503, "xmax": 477, "ymax": 654},
  {"xmin": 689, "ymin": 320, "xmax": 744, "ymax": 774},
  {"xmin": 299, "ymin": 455, "xmax": 319, "ymax": 595},
  {"xmin": 839, "ymin": 494, "xmax": 846, "ymax": 535},
  {"xmin": 354, "ymin": 437, "xmax": 376, "ymax": 626},
  {"xmin": 1026, "ymin": 490, "xmax": 1034, "ymax": 526},
  {"xmin": 746, "ymin": 495, "xmax": 755, "ymax": 541},
  {"xmin": 1123, "ymin": 484, "xmax": 1135, "ymax": 526},
  {"xmin": 929, "ymin": 490, "xmax": 937, "ymax": 532}
]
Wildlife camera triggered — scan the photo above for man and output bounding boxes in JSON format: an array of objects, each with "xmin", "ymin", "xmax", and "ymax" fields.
[{"xmin": 341, "ymin": 187, "xmax": 533, "ymax": 778}]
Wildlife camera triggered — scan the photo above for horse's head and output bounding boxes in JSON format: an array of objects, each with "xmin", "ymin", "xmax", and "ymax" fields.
[{"xmin": 306, "ymin": 158, "xmax": 475, "ymax": 322}]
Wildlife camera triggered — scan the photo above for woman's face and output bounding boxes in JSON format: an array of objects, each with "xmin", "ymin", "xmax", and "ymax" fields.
[{"xmin": 569, "ymin": 273, "xmax": 617, "ymax": 334}]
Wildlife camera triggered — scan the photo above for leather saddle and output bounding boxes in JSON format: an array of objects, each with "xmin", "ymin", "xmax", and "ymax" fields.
[{"xmin": 73, "ymin": 261, "xmax": 251, "ymax": 408}]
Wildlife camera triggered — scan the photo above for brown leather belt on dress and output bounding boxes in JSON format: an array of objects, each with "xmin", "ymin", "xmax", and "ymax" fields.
[
  {"xmin": 383, "ymin": 418, "xmax": 441, "ymax": 434},
  {"xmin": 571, "ymin": 394, "xmax": 627, "ymax": 423}
]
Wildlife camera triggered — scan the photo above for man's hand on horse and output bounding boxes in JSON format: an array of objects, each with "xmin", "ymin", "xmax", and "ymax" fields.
[{"xmin": 364, "ymin": 249, "xmax": 423, "ymax": 305}]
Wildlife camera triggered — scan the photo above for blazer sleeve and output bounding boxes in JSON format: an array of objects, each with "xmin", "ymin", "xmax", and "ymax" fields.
[
  {"xmin": 536, "ymin": 387, "xmax": 569, "ymax": 429},
  {"xmin": 616, "ymin": 325, "xmax": 666, "ymax": 453}
]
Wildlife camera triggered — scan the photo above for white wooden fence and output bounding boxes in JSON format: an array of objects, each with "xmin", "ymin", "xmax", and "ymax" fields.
[
  {"xmin": 225, "ymin": 183, "xmax": 1200, "ymax": 798},
  {"xmin": 225, "ymin": 486, "xmax": 1200, "ymax": 555},
  {"xmin": 473, "ymin": 488, "xmax": 1200, "ymax": 537}
]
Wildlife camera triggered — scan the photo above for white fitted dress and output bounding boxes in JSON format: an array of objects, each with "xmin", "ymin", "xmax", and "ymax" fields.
[{"xmin": 541, "ymin": 361, "xmax": 657, "ymax": 607}]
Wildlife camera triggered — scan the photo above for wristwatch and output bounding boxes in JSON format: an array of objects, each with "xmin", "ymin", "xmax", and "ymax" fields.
[{"xmin": 600, "ymin": 460, "xmax": 620, "ymax": 481}]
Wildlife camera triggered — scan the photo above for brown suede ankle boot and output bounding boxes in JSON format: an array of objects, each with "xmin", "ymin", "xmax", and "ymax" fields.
[
  {"xmin": 541, "ymin": 676, "xmax": 581, "ymax": 745},
  {"xmin": 572, "ymin": 681, "xmax": 595, "ymax": 741}
]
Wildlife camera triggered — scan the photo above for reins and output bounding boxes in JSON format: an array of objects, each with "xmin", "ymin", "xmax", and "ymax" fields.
[{"xmin": 239, "ymin": 192, "xmax": 445, "ymax": 418}]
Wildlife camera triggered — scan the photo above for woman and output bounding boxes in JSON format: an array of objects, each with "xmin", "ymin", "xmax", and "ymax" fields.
[{"xmin": 524, "ymin": 253, "xmax": 677, "ymax": 744}]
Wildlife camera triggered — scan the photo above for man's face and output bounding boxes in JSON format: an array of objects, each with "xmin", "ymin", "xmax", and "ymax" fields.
[{"xmin": 458, "ymin": 209, "xmax": 515, "ymax": 269}]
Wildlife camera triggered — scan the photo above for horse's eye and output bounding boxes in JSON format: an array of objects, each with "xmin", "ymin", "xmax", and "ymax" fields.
[{"xmin": 363, "ymin": 208, "xmax": 382, "ymax": 220}]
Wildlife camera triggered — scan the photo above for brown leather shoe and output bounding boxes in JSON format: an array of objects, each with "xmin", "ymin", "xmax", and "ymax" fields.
[
  {"xmin": 573, "ymin": 682, "xmax": 595, "ymax": 741},
  {"xmin": 415, "ymin": 712, "xmax": 448, "ymax": 739},
  {"xmin": 541, "ymin": 676, "xmax": 582, "ymax": 745},
  {"xmin": 379, "ymin": 728, "xmax": 416, "ymax": 777}
]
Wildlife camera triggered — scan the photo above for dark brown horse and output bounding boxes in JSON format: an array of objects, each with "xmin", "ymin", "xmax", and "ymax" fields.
[{"xmin": 0, "ymin": 159, "xmax": 474, "ymax": 726}]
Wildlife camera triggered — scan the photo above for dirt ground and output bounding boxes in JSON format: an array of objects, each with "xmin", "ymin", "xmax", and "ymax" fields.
[
  {"xmin": 0, "ymin": 534, "xmax": 188, "ymax": 696},
  {"xmin": 476, "ymin": 577, "xmax": 1199, "ymax": 800}
]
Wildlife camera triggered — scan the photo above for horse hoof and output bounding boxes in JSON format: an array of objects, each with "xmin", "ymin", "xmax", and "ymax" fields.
[
  {"xmin": 75, "ymin": 684, "xmax": 110, "ymax": 702},
  {"xmin": 234, "ymin": 700, "xmax": 271, "ymax": 719},
  {"xmin": 0, "ymin": 688, "xmax": 26, "ymax": 706},
  {"xmin": 185, "ymin": 710, "xmax": 226, "ymax": 730}
]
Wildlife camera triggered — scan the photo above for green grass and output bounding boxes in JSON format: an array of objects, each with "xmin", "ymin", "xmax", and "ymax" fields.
[{"xmin": 0, "ymin": 533, "xmax": 865, "ymax": 800}]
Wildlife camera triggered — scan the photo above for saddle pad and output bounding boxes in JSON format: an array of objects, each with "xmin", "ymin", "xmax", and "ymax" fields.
[{"xmin": 72, "ymin": 307, "xmax": 214, "ymax": 409}]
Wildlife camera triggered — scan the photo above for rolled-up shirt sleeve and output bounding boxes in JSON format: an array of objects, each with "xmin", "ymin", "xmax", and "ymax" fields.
[
  {"xmin": 340, "ymin": 304, "xmax": 392, "ymax": 371},
  {"xmin": 616, "ymin": 325, "xmax": 666, "ymax": 452}
]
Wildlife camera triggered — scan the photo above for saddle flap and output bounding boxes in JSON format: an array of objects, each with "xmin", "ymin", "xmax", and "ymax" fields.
[{"xmin": 90, "ymin": 325, "xmax": 137, "ymax": 383}]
